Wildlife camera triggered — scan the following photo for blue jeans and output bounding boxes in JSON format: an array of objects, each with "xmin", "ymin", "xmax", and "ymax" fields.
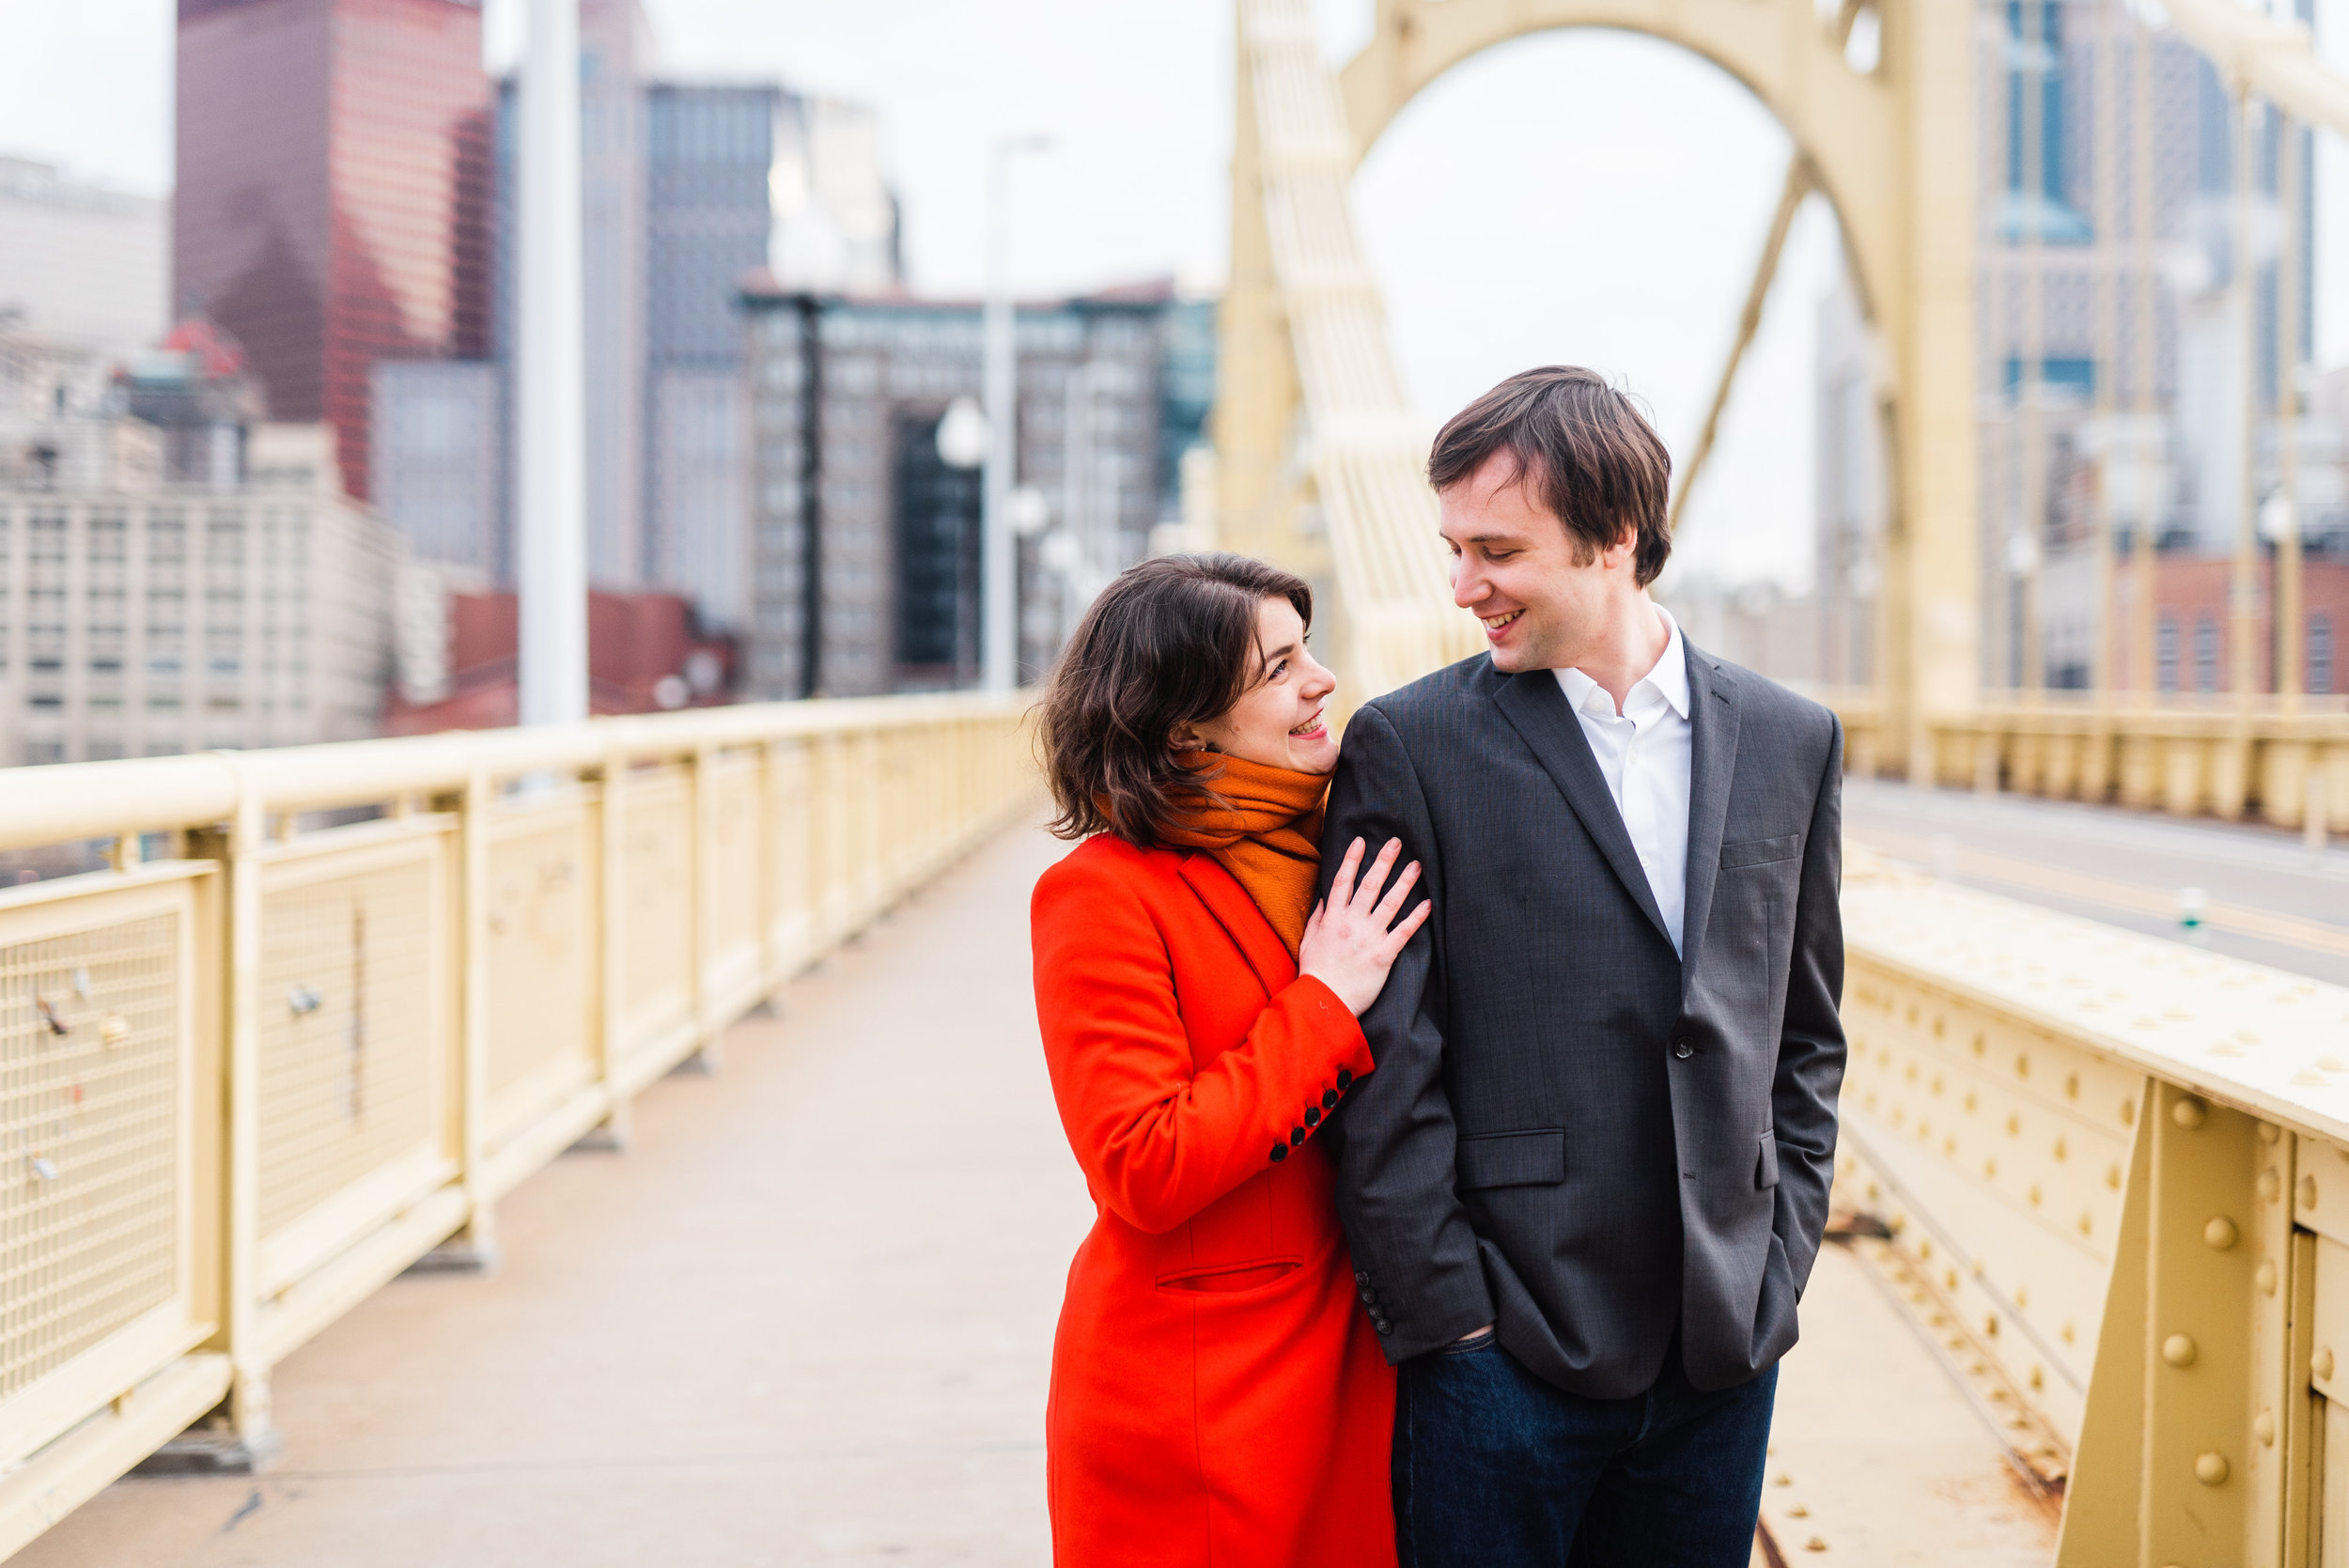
[{"xmin": 1392, "ymin": 1332, "xmax": 1776, "ymax": 1567}]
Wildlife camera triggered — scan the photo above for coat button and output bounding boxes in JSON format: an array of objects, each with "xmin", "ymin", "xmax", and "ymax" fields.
[
  {"xmin": 1290, "ymin": 1126, "xmax": 1307, "ymax": 1147},
  {"xmin": 1303, "ymin": 1107, "xmax": 1320, "ymax": 1128},
  {"xmin": 1335, "ymin": 1068, "xmax": 1353, "ymax": 1091},
  {"xmin": 1269, "ymin": 1143, "xmax": 1288, "ymax": 1163},
  {"xmin": 1322, "ymin": 1090, "xmax": 1340, "ymax": 1110},
  {"xmin": 1375, "ymin": 1320, "xmax": 1393, "ymax": 1336},
  {"xmin": 1356, "ymin": 1271, "xmax": 1370, "ymax": 1284},
  {"xmin": 1672, "ymin": 1037, "xmax": 1693, "ymax": 1059}
]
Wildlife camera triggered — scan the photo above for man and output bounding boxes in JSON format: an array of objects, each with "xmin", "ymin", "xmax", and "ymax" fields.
[{"xmin": 1319, "ymin": 365, "xmax": 1845, "ymax": 1565}]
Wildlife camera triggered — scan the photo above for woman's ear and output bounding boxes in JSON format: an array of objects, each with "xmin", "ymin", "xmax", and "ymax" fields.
[{"xmin": 1168, "ymin": 727, "xmax": 1207, "ymax": 754}]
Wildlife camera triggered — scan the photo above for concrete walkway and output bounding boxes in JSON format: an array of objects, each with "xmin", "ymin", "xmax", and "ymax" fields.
[
  {"xmin": 17, "ymin": 816, "xmax": 2057, "ymax": 1566},
  {"xmin": 20, "ymin": 824, "xmax": 1094, "ymax": 1567}
]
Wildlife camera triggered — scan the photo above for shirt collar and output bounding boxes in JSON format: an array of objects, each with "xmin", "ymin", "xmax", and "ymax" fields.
[{"xmin": 1554, "ymin": 603, "xmax": 1689, "ymax": 722}]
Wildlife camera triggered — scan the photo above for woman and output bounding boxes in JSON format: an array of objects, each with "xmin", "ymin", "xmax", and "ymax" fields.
[{"xmin": 1031, "ymin": 552, "xmax": 1428, "ymax": 1566}]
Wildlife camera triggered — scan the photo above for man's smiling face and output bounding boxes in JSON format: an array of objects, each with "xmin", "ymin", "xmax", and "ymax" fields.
[{"xmin": 1439, "ymin": 450, "xmax": 1632, "ymax": 675}]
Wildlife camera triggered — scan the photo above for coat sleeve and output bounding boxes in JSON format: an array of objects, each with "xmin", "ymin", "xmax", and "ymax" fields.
[
  {"xmin": 1031, "ymin": 848, "xmax": 1375, "ymax": 1236},
  {"xmin": 1318, "ymin": 705, "xmax": 1494, "ymax": 1359},
  {"xmin": 1773, "ymin": 712, "xmax": 1848, "ymax": 1297}
]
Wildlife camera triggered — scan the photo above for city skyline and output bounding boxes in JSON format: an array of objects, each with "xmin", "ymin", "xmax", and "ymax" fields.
[{"xmin": 5, "ymin": 0, "xmax": 2347, "ymax": 595}]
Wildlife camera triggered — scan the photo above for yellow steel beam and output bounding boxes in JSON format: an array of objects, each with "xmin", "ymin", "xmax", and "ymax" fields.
[{"xmin": 1668, "ymin": 152, "xmax": 1816, "ymax": 542}]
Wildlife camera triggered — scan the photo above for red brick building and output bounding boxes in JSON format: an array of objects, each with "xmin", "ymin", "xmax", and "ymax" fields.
[
  {"xmin": 2108, "ymin": 557, "xmax": 2349, "ymax": 696},
  {"xmin": 174, "ymin": 0, "xmax": 490, "ymax": 502},
  {"xmin": 382, "ymin": 590, "xmax": 735, "ymax": 735}
]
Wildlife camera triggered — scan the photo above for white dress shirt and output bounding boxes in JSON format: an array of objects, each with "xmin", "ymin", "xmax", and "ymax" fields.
[{"xmin": 1554, "ymin": 604, "xmax": 1693, "ymax": 956}]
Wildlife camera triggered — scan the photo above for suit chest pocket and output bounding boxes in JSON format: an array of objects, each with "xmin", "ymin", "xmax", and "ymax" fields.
[{"xmin": 1719, "ymin": 832, "xmax": 1801, "ymax": 872}]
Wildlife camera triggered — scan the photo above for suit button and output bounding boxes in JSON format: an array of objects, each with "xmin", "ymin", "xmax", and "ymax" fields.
[
  {"xmin": 1303, "ymin": 1106, "xmax": 1320, "ymax": 1128},
  {"xmin": 1335, "ymin": 1068, "xmax": 1354, "ymax": 1091},
  {"xmin": 1375, "ymin": 1320, "xmax": 1393, "ymax": 1336},
  {"xmin": 1672, "ymin": 1037, "xmax": 1693, "ymax": 1059},
  {"xmin": 1356, "ymin": 1271, "xmax": 1370, "ymax": 1284},
  {"xmin": 1269, "ymin": 1143, "xmax": 1288, "ymax": 1163},
  {"xmin": 1322, "ymin": 1090, "xmax": 1340, "ymax": 1110},
  {"xmin": 1290, "ymin": 1126, "xmax": 1307, "ymax": 1147}
]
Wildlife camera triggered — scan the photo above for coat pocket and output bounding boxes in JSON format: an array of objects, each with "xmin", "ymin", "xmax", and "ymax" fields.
[
  {"xmin": 1720, "ymin": 832, "xmax": 1803, "ymax": 870},
  {"xmin": 1457, "ymin": 1129, "xmax": 1566, "ymax": 1190},
  {"xmin": 1756, "ymin": 1133, "xmax": 1781, "ymax": 1189}
]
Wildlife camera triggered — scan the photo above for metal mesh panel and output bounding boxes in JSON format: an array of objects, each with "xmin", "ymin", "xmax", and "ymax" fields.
[
  {"xmin": 485, "ymin": 813, "xmax": 591, "ymax": 1102},
  {"xmin": 257, "ymin": 857, "xmax": 437, "ymax": 1238},
  {"xmin": 0, "ymin": 912, "xmax": 181, "ymax": 1401},
  {"xmin": 620, "ymin": 771, "xmax": 693, "ymax": 1025}
]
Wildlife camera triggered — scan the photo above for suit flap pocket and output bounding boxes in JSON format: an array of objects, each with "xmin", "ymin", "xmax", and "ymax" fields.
[
  {"xmin": 1457, "ymin": 1129, "xmax": 1566, "ymax": 1190},
  {"xmin": 1720, "ymin": 832, "xmax": 1802, "ymax": 870},
  {"xmin": 1757, "ymin": 1134, "xmax": 1781, "ymax": 1189}
]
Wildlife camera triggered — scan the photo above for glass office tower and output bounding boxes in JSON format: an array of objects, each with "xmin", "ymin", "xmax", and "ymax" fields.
[{"xmin": 174, "ymin": 0, "xmax": 490, "ymax": 502}]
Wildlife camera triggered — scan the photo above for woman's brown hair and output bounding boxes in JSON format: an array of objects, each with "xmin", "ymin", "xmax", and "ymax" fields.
[{"xmin": 1038, "ymin": 552, "xmax": 1314, "ymax": 848}]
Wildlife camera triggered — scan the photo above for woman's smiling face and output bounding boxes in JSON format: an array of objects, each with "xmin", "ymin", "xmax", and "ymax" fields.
[{"xmin": 1185, "ymin": 597, "xmax": 1340, "ymax": 775}]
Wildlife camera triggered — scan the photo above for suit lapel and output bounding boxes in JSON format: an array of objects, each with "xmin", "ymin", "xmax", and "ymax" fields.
[
  {"xmin": 1678, "ymin": 644, "xmax": 1741, "ymax": 988},
  {"xmin": 1176, "ymin": 854, "xmax": 1298, "ymax": 1000},
  {"xmin": 1491, "ymin": 670, "xmax": 1673, "ymax": 949}
]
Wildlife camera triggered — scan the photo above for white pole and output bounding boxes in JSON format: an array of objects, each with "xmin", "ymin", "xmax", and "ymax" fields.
[
  {"xmin": 517, "ymin": 0, "xmax": 589, "ymax": 725},
  {"xmin": 981, "ymin": 151, "xmax": 1017, "ymax": 694},
  {"xmin": 982, "ymin": 136, "xmax": 1050, "ymax": 693}
]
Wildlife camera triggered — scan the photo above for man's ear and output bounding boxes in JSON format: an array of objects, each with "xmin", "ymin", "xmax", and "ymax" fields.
[{"xmin": 1602, "ymin": 523, "xmax": 1641, "ymax": 571}]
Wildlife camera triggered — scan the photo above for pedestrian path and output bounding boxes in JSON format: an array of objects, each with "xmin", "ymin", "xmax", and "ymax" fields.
[
  {"xmin": 12, "ymin": 818, "xmax": 2047, "ymax": 1566},
  {"xmin": 17, "ymin": 824, "xmax": 1094, "ymax": 1567}
]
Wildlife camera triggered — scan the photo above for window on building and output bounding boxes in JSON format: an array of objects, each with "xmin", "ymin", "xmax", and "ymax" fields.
[
  {"xmin": 2312, "ymin": 613, "xmax": 2335, "ymax": 696},
  {"xmin": 2193, "ymin": 614, "xmax": 2220, "ymax": 691},
  {"xmin": 2156, "ymin": 614, "xmax": 2181, "ymax": 691},
  {"xmin": 892, "ymin": 411, "xmax": 982, "ymax": 686}
]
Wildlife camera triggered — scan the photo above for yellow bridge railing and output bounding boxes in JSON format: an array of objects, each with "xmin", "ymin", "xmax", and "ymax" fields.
[
  {"xmin": 0, "ymin": 692, "xmax": 1035, "ymax": 1559},
  {"xmin": 1823, "ymin": 850, "xmax": 2349, "ymax": 1565}
]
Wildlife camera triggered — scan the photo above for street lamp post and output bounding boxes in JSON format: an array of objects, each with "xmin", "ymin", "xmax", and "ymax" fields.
[
  {"xmin": 517, "ymin": 0, "xmax": 589, "ymax": 726},
  {"xmin": 982, "ymin": 135, "xmax": 1051, "ymax": 692}
]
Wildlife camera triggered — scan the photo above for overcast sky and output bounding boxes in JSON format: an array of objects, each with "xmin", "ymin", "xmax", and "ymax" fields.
[{"xmin": 4, "ymin": 0, "xmax": 2345, "ymax": 591}]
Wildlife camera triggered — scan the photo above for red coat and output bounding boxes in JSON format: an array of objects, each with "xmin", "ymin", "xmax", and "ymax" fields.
[{"xmin": 1031, "ymin": 833, "xmax": 1397, "ymax": 1568}]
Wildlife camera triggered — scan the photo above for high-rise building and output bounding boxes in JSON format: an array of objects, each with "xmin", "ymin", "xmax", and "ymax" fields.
[
  {"xmin": 173, "ymin": 0, "xmax": 490, "ymax": 505},
  {"xmin": 0, "ymin": 157, "xmax": 168, "ymax": 359},
  {"xmin": 450, "ymin": 11, "xmax": 901, "ymax": 619},
  {"xmin": 0, "ymin": 318, "xmax": 399, "ymax": 764},
  {"xmin": 1815, "ymin": 7, "xmax": 2341, "ymax": 695},
  {"xmin": 642, "ymin": 83, "xmax": 779, "ymax": 613},
  {"xmin": 737, "ymin": 283, "xmax": 1216, "ymax": 700}
]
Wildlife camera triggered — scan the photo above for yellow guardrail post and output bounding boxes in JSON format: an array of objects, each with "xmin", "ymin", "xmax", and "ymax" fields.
[
  {"xmin": 448, "ymin": 766, "xmax": 500, "ymax": 1268},
  {"xmin": 220, "ymin": 780, "xmax": 278, "ymax": 1468},
  {"xmin": 689, "ymin": 740, "xmax": 720, "ymax": 1074},
  {"xmin": 592, "ymin": 745, "xmax": 631, "ymax": 1150}
]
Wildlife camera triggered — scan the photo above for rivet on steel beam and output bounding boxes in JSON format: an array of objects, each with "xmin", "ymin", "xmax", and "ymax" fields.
[
  {"xmin": 2303, "ymin": 1175, "xmax": 2320, "ymax": 1211},
  {"xmin": 2258, "ymin": 1260, "xmax": 2279, "ymax": 1296},
  {"xmin": 2015, "ymin": 1054, "xmax": 2030, "ymax": 1079},
  {"xmin": 2172, "ymin": 1096, "xmax": 2207, "ymax": 1129},
  {"xmin": 2255, "ymin": 1409, "xmax": 2277, "ymax": 1447},
  {"xmin": 1803, "ymin": 1539, "xmax": 1827, "ymax": 1554},
  {"xmin": 2203, "ymin": 1217, "xmax": 2239, "ymax": 1250},
  {"xmin": 2121, "ymin": 1097, "xmax": 2136, "ymax": 1126},
  {"xmin": 2315, "ymin": 1346, "xmax": 2336, "ymax": 1380},
  {"xmin": 2194, "ymin": 1451, "xmax": 2229, "ymax": 1486},
  {"xmin": 2259, "ymin": 1122, "xmax": 2282, "ymax": 1146},
  {"xmin": 2260, "ymin": 1169, "xmax": 2283, "ymax": 1203},
  {"xmin": 2163, "ymin": 1334, "xmax": 2199, "ymax": 1368}
]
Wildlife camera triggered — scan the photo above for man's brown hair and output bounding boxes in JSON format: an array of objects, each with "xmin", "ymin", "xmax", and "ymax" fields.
[{"xmin": 1426, "ymin": 365, "xmax": 1674, "ymax": 585}]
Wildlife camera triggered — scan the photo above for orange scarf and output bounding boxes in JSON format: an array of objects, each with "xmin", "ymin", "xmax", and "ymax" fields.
[{"xmin": 1159, "ymin": 753, "xmax": 1329, "ymax": 957}]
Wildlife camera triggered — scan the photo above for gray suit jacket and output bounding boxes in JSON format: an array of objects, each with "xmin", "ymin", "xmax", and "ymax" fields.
[{"xmin": 1318, "ymin": 641, "xmax": 1844, "ymax": 1397}]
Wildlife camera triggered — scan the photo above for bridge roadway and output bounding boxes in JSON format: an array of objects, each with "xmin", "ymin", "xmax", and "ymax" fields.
[{"xmin": 13, "ymin": 793, "xmax": 2332, "ymax": 1566}]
